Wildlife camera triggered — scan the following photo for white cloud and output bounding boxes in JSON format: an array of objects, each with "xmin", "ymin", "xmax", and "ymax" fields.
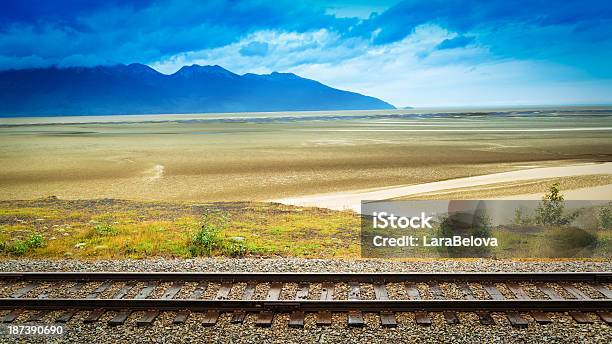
[
  {"xmin": 151, "ymin": 29, "xmax": 364, "ymax": 75},
  {"xmin": 151, "ymin": 25, "xmax": 612, "ymax": 107}
]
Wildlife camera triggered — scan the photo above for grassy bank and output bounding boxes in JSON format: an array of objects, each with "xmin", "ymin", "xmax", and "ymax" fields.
[
  {"xmin": 2, "ymin": 195, "xmax": 610, "ymax": 260},
  {"xmin": 0, "ymin": 198, "xmax": 359, "ymax": 259}
]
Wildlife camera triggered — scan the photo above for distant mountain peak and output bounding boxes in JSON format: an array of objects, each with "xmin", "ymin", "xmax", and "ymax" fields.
[
  {"xmin": 127, "ymin": 63, "xmax": 156, "ymax": 71},
  {"xmin": 270, "ymin": 71, "xmax": 299, "ymax": 78},
  {"xmin": 243, "ymin": 71, "xmax": 300, "ymax": 80},
  {"xmin": 0, "ymin": 63, "xmax": 395, "ymax": 116},
  {"xmin": 173, "ymin": 64, "xmax": 236, "ymax": 77}
]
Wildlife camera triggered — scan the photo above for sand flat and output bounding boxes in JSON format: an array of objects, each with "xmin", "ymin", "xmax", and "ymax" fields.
[{"xmin": 1, "ymin": 109, "xmax": 610, "ymax": 201}]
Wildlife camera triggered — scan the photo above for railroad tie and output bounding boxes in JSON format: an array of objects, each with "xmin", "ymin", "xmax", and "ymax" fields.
[
  {"xmin": 137, "ymin": 281, "xmax": 183, "ymax": 326},
  {"xmin": 202, "ymin": 282, "xmax": 233, "ymax": 326},
  {"xmin": 84, "ymin": 281, "xmax": 136, "ymax": 323},
  {"xmin": 26, "ymin": 311, "xmax": 46, "ymax": 322},
  {"xmin": 537, "ymin": 283, "xmax": 592, "ymax": 324},
  {"xmin": 346, "ymin": 282, "xmax": 365, "ymax": 327},
  {"xmin": 457, "ymin": 283, "xmax": 495, "ymax": 325},
  {"xmin": 591, "ymin": 283, "xmax": 612, "ymax": 299},
  {"xmin": 373, "ymin": 283, "xmax": 397, "ymax": 328},
  {"xmin": 562, "ymin": 282, "xmax": 611, "ymax": 324},
  {"xmin": 57, "ymin": 280, "xmax": 113, "ymax": 323},
  {"xmin": 174, "ymin": 281, "xmax": 208, "ymax": 324},
  {"xmin": 316, "ymin": 282, "xmax": 334, "ymax": 326},
  {"xmin": 506, "ymin": 282, "xmax": 551, "ymax": 324},
  {"xmin": 1, "ymin": 282, "xmax": 38, "ymax": 323},
  {"xmin": 256, "ymin": 282, "xmax": 283, "ymax": 327},
  {"xmin": 1, "ymin": 310, "xmax": 22, "ymax": 323},
  {"xmin": 27, "ymin": 282, "xmax": 65, "ymax": 323},
  {"xmin": 108, "ymin": 280, "xmax": 158, "ymax": 326},
  {"xmin": 482, "ymin": 283, "xmax": 528, "ymax": 328},
  {"xmin": 428, "ymin": 282, "xmax": 459, "ymax": 325},
  {"xmin": 288, "ymin": 283, "xmax": 310, "ymax": 328},
  {"xmin": 405, "ymin": 283, "xmax": 431, "ymax": 326},
  {"xmin": 10, "ymin": 282, "xmax": 38, "ymax": 299},
  {"xmin": 589, "ymin": 283, "xmax": 612, "ymax": 324},
  {"xmin": 232, "ymin": 282, "xmax": 257, "ymax": 324}
]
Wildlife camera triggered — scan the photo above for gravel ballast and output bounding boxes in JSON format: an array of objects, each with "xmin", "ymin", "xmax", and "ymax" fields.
[
  {"xmin": 0, "ymin": 258, "xmax": 611, "ymax": 344},
  {"xmin": 1, "ymin": 258, "xmax": 611, "ymax": 273}
]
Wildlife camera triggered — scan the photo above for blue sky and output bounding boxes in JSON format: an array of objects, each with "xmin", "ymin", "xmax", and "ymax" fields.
[{"xmin": 1, "ymin": 0, "xmax": 611, "ymax": 107}]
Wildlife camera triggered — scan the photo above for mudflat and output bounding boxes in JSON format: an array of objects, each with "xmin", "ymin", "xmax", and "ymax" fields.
[{"xmin": 1, "ymin": 109, "xmax": 611, "ymax": 202}]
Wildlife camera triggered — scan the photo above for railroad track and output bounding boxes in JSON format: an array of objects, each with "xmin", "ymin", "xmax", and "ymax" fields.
[{"xmin": 0, "ymin": 272, "xmax": 611, "ymax": 328}]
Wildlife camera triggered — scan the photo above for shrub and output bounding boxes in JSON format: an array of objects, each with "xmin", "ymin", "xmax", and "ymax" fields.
[
  {"xmin": 189, "ymin": 223, "xmax": 221, "ymax": 256},
  {"xmin": 0, "ymin": 233, "xmax": 45, "ymax": 256},
  {"xmin": 187, "ymin": 213, "xmax": 251, "ymax": 257},
  {"xmin": 10, "ymin": 240, "xmax": 29, "ymax": 255},
  {"xmin": 26, "ymin": 233, "xmax": 44, "ymax": 248},
  {"xmin": 598, "ymin": 203, "xmax": 612, "ymax": 229},
  {"xmin": 535, "ymin": 183, "xmax": 579, "ymax": 226}
]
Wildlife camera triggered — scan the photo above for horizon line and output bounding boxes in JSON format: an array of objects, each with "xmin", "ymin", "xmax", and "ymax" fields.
[{"xmin": 2, "ymin": 104, "xmax": 612, "ymax": 121}]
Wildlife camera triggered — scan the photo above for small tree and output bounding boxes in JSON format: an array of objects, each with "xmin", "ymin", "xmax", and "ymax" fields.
[
  {"xmin": 188, "ymin": 212, "xmax": 228, "ymax": 256},
  {"xmin": 535, "ymin": 183, "xmax": 579, "ymax": 226}
]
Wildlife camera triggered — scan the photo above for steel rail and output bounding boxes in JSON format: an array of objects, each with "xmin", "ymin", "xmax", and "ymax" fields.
[
  {"xmin": 1, "ymin": 272, "xmax": 611, "ymax": 283},
  {"xmin": 0, "ymin": 299, "xmax": 610, "ymax": 312}
]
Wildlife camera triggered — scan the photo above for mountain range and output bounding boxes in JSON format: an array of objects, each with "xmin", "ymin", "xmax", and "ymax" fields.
[{"xmin": 0, "ymin": 63, "xmax": 394, "ymax": 116}]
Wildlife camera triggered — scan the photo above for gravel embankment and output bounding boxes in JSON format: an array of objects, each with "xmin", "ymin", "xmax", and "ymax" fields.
[{"xmin": 0, "ymin": 258, "xmax": 611, "ymax": 344}]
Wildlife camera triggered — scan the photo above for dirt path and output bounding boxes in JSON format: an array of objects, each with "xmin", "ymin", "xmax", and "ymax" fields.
[{"xmin": 272, "ymin": 162, "xmax": 612, "ymax": 212}]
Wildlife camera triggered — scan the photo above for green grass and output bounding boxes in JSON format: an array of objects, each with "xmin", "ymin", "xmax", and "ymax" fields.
[
  {"xmin": 0, "ymin": 207, "xmax": 59, "ymax": 219},
  {"xmin": 0, "ymin": 198, "xmax": 359, "ymax": 259},
  {"xmin": 2, "ymin": 198, "xmax": 608, "ymax": 260},
  {"xmin": 0, "ymin": 233, "xmax": 45, "ymax": 256}
]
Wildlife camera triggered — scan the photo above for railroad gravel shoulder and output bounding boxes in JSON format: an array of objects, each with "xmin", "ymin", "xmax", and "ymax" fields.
[
  {"xmin": 1, "ymin": 258, "xmax": 611, "ymax": 344},
  {"xmin": 0, "ymin": 257, "xmax": 611, "ymax": 273}
]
